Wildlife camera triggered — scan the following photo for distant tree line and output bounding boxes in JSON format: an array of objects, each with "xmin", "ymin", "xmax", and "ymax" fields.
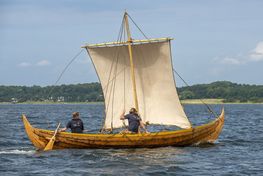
[
  {"xmin": 0, "ymin": 82, "xmax": 103, "ymax": 103},
  {"xmin": 0, "ymin": 81, "xmax": 263, "ymax": 103},
  {"xmin": 178, "ymin": 81, "xmax": 263, "ymax": 103}
]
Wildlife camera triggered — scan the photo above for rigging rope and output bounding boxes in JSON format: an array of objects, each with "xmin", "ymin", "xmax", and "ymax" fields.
[
  {"xmin": 105, "ymin": 12, "xmax": 145, "ymax": 131},
  {"xmin": 127, "ymin": 12, "xmax": 217, "ymax": 120},
  {"xmin": 100, "ymin": 14, "xmax": 126, "ymax": 132},
  {"xmin": 111, "ymin": 48, "xmax": 120, "ymax": 132},
  {"xmin": 172, "ymin": 68, "xmax": 218, "ymax": 117},
  {"xmin": 43, "ymin": 49, "xmax": 84, "ymax": 127},
  {"xmin": 109, "ymin": 23, "xmax": 124, "ymax": 131},
  {"xmin": 123, "ymin": 14, "xmax": 127, "ymax": 112},
  {"xmin": 127, "ymin": 12, "xmax": 217, "ymax": 118},
  {"xmin": 127, "ymin": 14, "xmax": 149, "ymax": 40},
  {"xmin": 47, "ymin": 49, "xmax": 84, "ymax": 99}
]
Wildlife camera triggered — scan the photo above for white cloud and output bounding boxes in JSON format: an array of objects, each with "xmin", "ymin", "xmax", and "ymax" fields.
[
  {"xmin": 18, "ymin": 62, "xmax": 32, "ymax": 67},
  {"xmin": 249, "ymin": 41, "xmax": 263, "ymax": 61},
  {"xmin": 217, "ymin": 41, "xmax": 263, "ymax": 65},
  {"xmin": 220, "ymin": 57, "xmax": 242, "ymax": 65},
  {"xmin": 36, "ymin": 60, "xmax": 51, "ymax": 66},
  {"xmin": 18, "ymin": 60, "xmax": 51, "ymax": 68}
]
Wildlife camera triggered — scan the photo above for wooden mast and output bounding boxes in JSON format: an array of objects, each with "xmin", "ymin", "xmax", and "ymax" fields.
[{"xmin": 124, "ymin": 12, "xmax": 139, "ymax": 111}]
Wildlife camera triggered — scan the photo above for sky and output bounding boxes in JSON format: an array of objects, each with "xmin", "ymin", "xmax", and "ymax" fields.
[{"xmin": 1, "ymin": 0, "xmax": 263, "ymax": 86}]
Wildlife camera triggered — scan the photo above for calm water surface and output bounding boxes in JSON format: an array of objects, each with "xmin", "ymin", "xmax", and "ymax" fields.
[{"xmin": 0, "ymin": 104, "xmax": 262, "ymax": 175}]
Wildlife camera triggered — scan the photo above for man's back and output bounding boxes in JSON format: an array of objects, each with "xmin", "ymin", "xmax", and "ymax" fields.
[
  {"xmin": 125, "ymin": 114, "xmax": 141, "ymax": 133},
  {"xmin": 66, "ymin": 118, "xmax": 84, "ymax": 133}
]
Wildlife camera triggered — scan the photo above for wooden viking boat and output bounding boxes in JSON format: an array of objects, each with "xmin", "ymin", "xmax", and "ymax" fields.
[{"xmin": 22, "ymin": 12, "xmax": 224, "ymax": 150}]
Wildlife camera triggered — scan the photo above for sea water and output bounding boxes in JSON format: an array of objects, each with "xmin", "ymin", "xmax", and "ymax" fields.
[{"xmin": 0, "ymin": 104, "xmax": 262, "ymax": 175}]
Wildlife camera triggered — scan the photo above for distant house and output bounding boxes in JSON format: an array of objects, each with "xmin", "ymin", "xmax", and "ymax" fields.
[
  {"xmin": 57, "ymin": 96, "xmax": 65, "ymax": 102},
  {"xmin": 11, "ymin": 98, "xmax": 18, "ymax": 104}
]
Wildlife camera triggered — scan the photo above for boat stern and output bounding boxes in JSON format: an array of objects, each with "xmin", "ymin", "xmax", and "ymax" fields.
[
  {"xmin": 204, "ymin": 107, "xmax": 225, "ymax": 143},
  {"xmin": 22, "ymin": 114, "xmax": 46, "ymax": 150}
]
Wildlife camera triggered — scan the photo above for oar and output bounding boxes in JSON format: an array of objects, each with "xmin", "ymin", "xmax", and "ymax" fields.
[{"xmin": 43, "ymin": 123, "xmax": 61, "ymax": 151}]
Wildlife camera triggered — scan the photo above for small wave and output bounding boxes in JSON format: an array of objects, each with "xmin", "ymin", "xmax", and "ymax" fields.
[
  {"xmin": 0, "ymin": 149, "xmax": 35, "ymax": 155},
  {"xmin": 193, "ymin": 140, "xmax": 217, "ymax": 147}
]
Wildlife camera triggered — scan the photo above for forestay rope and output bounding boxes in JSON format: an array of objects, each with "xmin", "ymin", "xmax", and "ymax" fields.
[
  {"xmin": 44, "ymin": 49, "xmax": 84, "ymax": 129},
  {"xmin": 47, "ymin": 49, "xmax": 85, "ymax": 100}
]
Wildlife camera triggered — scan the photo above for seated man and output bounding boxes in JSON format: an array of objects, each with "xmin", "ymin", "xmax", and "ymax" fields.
[
  {"xmin": 60, "ymin": 112, "xmax": 84, "ymax": 133},
  {"xmin": 120, "ymin": 108, "xmax": 148, "ymax": 133}
]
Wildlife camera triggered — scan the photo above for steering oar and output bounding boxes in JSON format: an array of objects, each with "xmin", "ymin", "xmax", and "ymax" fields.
[{"xmin": 44, "ymin": 123, "xmax": 61, "ymax": 151}]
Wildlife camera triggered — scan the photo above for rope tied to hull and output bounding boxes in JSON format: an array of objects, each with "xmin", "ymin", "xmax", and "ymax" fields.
[{"xmin": 172, "ymin": 68, "xmax": 218, "ymax": 118}]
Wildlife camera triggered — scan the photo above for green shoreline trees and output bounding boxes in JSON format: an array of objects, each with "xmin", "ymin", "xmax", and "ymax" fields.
[
  {"xmin": 0, "ymin": 82, "xmax": 103, "ymax": 103},
  {"xmin": 1, "ymin": 81, "xmax": 263, "ymax": 103},
  {"xmin": 178, "ymin": 81, "xmax": 263, "ymax": 103}
]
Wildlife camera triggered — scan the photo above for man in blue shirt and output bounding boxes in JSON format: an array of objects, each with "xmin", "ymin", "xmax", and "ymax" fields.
[
  {"xmin": 60, "ymin": 112, "xmax": 84, "ymax": 133},
  {"xmin": 120, "ymin": 108, "xmax": 148, "ymax": 133}
]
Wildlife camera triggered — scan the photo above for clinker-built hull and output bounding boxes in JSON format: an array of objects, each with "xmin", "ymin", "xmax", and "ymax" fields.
[{"xmin": 22, "ymin": 109, "xmax": 224, "ymax": 150}]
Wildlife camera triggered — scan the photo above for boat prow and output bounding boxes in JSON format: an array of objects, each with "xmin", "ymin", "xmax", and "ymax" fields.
[{"xmin": 22, "ymin": 108, "xmax": 224, "ymax": 150}]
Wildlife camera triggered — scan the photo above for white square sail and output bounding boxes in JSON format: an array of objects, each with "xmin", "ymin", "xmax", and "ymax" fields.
[{"xmin": 85, "ymin": 39, "xmax": 191, "ymax": 129}]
